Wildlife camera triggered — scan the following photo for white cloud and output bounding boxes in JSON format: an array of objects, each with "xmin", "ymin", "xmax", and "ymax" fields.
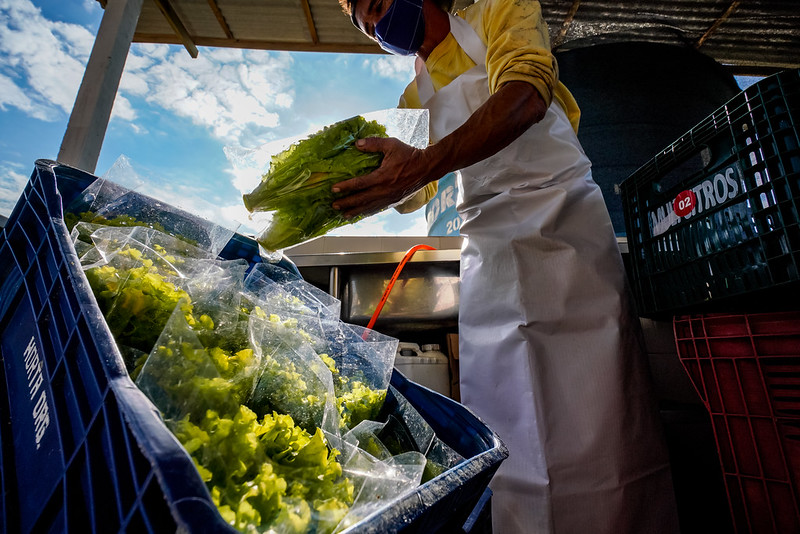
[
  {"xmin": 0, "ymin": 0, "xmax": 95, "ymax": 120},
  {"xmin": 0, "ymin": 1, "xmax": 296, "ymax": 147},
  {"xmin": 123, "ymin": 45, "xmax": 295, "ymax": 144},
  {"xmin": 137, "ymin": 42, "xmax": 169, "ymax": 61},
  {"xmin": 123, "ymin": 49, "xmax": 154, "ymax": 72},
  {"xmin": 110, "ymin": 94, "xmax": 137, "ymax": 122},
  {"xmin": 119, "ymin": 69, "xmax": 149, "ymax": 97},
  {"xmin": 365, "ymin": 55, "xmax": 416, "ymax": 82},
  {"xmin": 275, "ymin": 92, "xmax": 293, "ymax": 108},
  {"xmin": 0, "ymin": 72, "xmax": 42, "ymax": 117},
  {"xmin": 203, "ymin": 47, "xmax": 242, "ymax": 63},
  {"xmin": 52, "ymin": 20, "xmax": 94, "ymax": 58},
  {"xmin": 398, "ymin": 212, "xmax": 429, "ymax": 235},
  {"xmin": 0, "ymin": 159, "xmax": 30, "ymax": 214},
  {"xmin": 331, "ymin": 209, "xmax": 428, "ymax": 236},
  {"xmin": 128, "ymin": 122, "xmax": 146, "ymax": 135}
]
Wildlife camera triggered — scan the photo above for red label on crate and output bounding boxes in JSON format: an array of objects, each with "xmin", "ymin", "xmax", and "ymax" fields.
[{"xmin": 672, "ymin": 190, "xmax": 697, "ymax": 217}]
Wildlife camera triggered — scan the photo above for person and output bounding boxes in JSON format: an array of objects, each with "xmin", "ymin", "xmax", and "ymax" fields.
[{"xmin": 333, "ymin": 0, "xmax": 681, "ymax": 532}]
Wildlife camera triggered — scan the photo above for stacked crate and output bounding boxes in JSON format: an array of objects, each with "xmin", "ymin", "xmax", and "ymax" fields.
[{"xmin": 621, "ymin": 69, "xmax": 800, "ymax": 533}]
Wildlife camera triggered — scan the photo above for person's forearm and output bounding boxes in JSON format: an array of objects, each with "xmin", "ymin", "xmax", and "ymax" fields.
[
  {"xmin": 329, "ymin": 80, "xmax": 550, "ymax": 219},
  {"xmin": 421, "ymin": 80, "xmax": 548, "ymax": 181}
]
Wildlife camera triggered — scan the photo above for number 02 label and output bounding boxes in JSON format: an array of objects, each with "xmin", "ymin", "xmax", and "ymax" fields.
[{"xmin": 673, "ymin": 190, "xmax": 697, "ymax": 217}]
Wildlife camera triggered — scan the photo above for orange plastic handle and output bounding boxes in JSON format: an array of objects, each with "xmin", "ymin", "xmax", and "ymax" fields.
[{"xmin": 362, "ymin": 244, "xmax": 437, "ymax": 340}]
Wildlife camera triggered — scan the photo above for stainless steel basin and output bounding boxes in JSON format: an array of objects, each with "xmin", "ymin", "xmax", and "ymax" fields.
[{"xmin": 289, "ymin": 248, "xmax": 460, "ymax": 336}]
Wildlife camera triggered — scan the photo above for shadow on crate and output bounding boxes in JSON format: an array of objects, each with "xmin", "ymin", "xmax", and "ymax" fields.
[{"xmin": 661, "ymin": 402, "xmax": 735, "ymax": 534}]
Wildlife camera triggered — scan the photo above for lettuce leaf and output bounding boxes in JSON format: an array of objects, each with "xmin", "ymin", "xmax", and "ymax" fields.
[{"xmin": 243, "ymin": 115, "xmax": 387, "ymax": 250}]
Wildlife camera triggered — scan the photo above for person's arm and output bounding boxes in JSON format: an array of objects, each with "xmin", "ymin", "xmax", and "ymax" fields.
[{"xmin": 331, "ymin": 80, "xmax": 547, "ymax": 219}]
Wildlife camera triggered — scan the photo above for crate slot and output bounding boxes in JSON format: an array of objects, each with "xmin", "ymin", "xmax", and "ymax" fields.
[
  {"xmin": 123, "ymin": 509, "xmax": 148, "ymax": 533},
  {"xmin": 76, "ymin": 316, "xmax": 109, "ymax": 397},
  {"xmin": 97, "ymin": 400, "xmax": 136, "ymax": 517},
  {"xmin": 48, "ymin": 282, "xmax": 71, "ymax": 352},
  {"xmin": 41, "ymin": 237, "xmax": 59, "ymax": 290},
  {"xmin": 139, "ymin": 477, "xmax": 177, "ymax": 532},
  {"xmin": 29, "ymin": 483, "xmax": 65, "ymax": 534},
  {"xmin": 750, "ymin": 417, "xmax": 788, "ymax": 480},
  {"xmin": 64, "ymin": 334, "xmax": 98, "ymax": 426},
  {"xmin": 86, "ymin": 415, "xmax": 121, "ymax": 532},
  {"xmin": 66, "ymin": 444, "xmax": 92, "ymax": 532},
  {"xmin": 50, "ymin": 363, "xmax": 80, "ymax": 460},
  {"xmin": 39, "ymin": 304, "xmax": 59, "ymax": 372},
  {"xmin": 769, "ymin": 483, "xmax": 800, "ymax": 534}
]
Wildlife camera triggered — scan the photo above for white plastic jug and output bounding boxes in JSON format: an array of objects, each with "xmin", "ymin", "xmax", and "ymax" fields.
[{"xmin": 394, "ymin": 342, "xmax": 451, "ymax": 396}]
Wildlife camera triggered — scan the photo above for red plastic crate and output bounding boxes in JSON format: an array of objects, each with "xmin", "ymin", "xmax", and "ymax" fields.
[{"xmin": 674, "ymin": 311, "xmax": 800, "ymax": 533}]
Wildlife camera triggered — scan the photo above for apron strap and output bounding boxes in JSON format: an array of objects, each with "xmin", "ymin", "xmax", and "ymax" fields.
[
  {"xmin": 447, "ymin": 13, "xmax": 485, "ymax": 66},
  {"xmin": 415, "ymin": 13, "xmax": 487, "ymax": 105},
  {"xmin": 415, "ymin": 57, "xmax": 436, "ymax": 104}
]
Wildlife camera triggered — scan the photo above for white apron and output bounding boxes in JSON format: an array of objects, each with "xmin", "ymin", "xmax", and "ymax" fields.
[{"xmin": 415, "ymin": 14, "xmax": 679, "ymax": 534}]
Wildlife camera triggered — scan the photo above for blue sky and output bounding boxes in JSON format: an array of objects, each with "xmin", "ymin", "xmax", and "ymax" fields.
[{"xmin": 0, "ymin": 0, "xmax": 427, "ymax": 236}]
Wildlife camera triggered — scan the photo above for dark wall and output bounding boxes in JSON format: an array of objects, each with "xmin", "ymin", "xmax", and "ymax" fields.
[{"xmin": 556, "ymin": 41, "xmax": 742, "ymax": 235}]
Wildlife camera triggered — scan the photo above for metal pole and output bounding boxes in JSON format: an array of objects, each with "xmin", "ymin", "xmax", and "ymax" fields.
[{"xmin": 58, "ymin": 0, "xmax": 144, "ymax": 173}]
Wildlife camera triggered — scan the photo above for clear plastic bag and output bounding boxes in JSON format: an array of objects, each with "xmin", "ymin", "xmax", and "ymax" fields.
[
  {"xmin": 65, "ymin": 157, "xmax": 236, "ymax": 258},
  {"xmin": 246, "ymin": 309, "xmax": 340, "ymax": 436},
  {"xmin": 78, "ymin": 227, "xmax": 200, "ymax": 368},
  {"xmin": 321, "ymin": 322, "xmax": 398, "ymax": 431},
  {"xmin": 76, "ymin": 224, "xmax": 253, "ymax": 376},
  {"xmin": 378, "ymin": 386, "xmax": 466, "ymax": 483},
  {"xmin": 70, "ymin": 203, "xmax": 465, "ymax": 534},
  {"xmin": 230, "ymin": 109, "xmax": 429, "ymax": 251},
  {"xmin": 245, "ymin": 262, "xmax": 341, "ymax": 321},
  {"xmin": 135, "ymin": 307, "xmax": 244, "ymax": 421},
  {"xmin": 331, "ymin": 433, "xmax": 426, "ymax": 534}
]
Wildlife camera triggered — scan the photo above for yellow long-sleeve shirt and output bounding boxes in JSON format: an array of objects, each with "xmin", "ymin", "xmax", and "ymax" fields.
[{"xmin": 395, "ymin": 0, "xmax": 580, "ymax": 213}]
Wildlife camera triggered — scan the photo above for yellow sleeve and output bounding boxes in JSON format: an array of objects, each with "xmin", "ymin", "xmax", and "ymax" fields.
[
  {"xmin": 394, "ymin": 181, "xmax": 439, "ymax": 214},
  {"xmin": 467, "ymin": 0, "xmax": 582, "ymax": 133},
  {"xmin": 472, "ymin": 0, "xmax": 556, "ymax": 105},
  {"xmin": 399, "ymin": 79, "xmax": 421, "ymax": 110},
  {"xmin": 553, "ymin": 83, "xmax": 581, "ymax": 133},
  {"xmin": 402, "ymin": 1, "xmax": 581, "ymax": 133}
]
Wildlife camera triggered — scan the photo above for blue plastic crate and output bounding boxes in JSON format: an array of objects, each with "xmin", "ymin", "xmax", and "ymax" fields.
[{"xmin": 0, "ymin": 159, "xmax": 507, "ymax": 533}]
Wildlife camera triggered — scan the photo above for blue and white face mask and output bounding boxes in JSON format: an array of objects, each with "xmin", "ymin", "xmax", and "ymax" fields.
[{"xmin": 374, "ymin": 0, "xmax": 425, "ymax": 56}]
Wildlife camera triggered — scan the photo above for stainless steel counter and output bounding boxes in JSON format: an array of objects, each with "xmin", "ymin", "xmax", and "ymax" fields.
[{"xmin": 290, "ymin": 247, "xmax": 461, "ymax": 337}]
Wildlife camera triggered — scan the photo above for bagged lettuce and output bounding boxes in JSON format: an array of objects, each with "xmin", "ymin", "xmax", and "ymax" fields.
[
  {"xmin": 70, "ymin": 207, "xmax": 469, "ymax": 533},
  {"xmin": 242, "ymin": 115, "xmax": 388, "ymax": 251}
]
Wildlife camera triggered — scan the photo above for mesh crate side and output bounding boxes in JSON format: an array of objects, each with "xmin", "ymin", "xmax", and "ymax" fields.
[{"xmin": 622, "ymin": 69, "xmax": 800, "ymax": 316}]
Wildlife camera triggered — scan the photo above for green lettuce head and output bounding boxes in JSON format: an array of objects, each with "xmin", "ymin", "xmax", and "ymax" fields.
[{"xmin": 243, "ymin": 115, "xmax": 387, "ymax": 250}]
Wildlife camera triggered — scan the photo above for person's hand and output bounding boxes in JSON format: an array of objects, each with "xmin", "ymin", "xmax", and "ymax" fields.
[{"xmin": 331, "ymin": 137, "xmax": 433, "ymax": 219}]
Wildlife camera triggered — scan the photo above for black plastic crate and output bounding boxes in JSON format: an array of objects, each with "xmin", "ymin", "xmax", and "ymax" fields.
[
  {"xmin": 621, "ymin": 69, "xmax": 800, "ymax": 317},
  {"xmin": 0, "ymin": 160, "xmax": 507, "ymax": 533}
]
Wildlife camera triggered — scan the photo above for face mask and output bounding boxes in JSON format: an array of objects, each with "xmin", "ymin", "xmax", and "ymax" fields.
[{"xmin": 374, "ymin": 0, "xmax": 425, "ymax": 56}]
